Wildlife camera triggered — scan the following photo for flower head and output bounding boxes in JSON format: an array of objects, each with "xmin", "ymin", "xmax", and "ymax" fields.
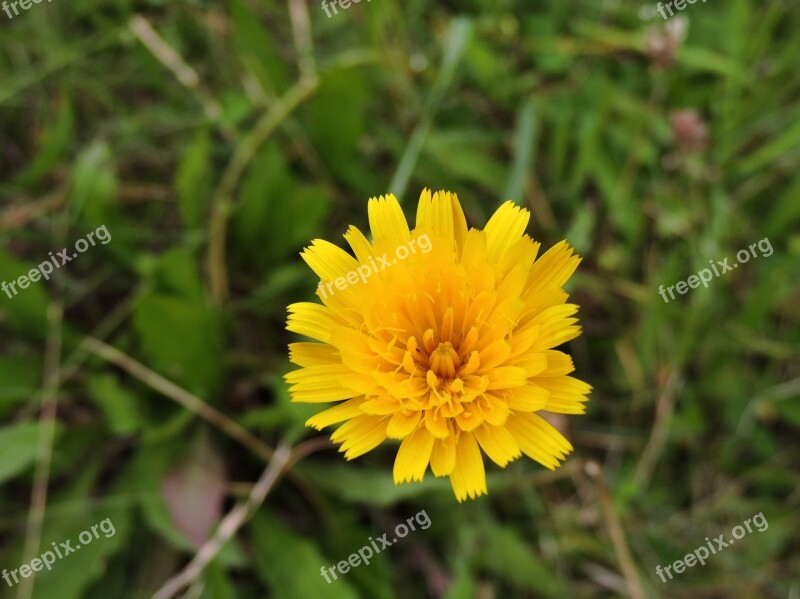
[{"xmin": 286, "ymin": 190, "xmax": 590, "ymax": 501}]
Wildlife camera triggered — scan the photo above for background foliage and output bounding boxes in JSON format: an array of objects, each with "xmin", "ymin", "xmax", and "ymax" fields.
[{"xmin": 1, "ymin": 0, "xmax": 799, "ymax": 597}]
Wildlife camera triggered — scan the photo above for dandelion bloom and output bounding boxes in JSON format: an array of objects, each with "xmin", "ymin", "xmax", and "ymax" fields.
[{"xmin": 286, "ymin": 190, "xmax": 590, "ymax": 501}]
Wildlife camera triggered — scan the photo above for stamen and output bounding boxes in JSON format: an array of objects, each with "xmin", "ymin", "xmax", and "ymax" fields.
[
  {"xmin": 426, "ymin": 369, "xmax": 441, "ymax": 389},
  {"xmin": 402, "ymin": 351, "xmax": 417, "ymax": 374},
  {"xmin": 449, "ymin": 378, "xmax": 464, "ymax": 393},
  {"xmin": 441, "ymin": 307, "xmax": 454, "ymax": 342},
  {"xmin": 428, "ymin": 342, "xmax": 461, "ymax": 379},
  {"xmin": 459, "ymin": 326, "xmax": 478, "ymax": 355},
  {"xmin": 423, "ymin": 328, "xmax": 436, "ymax": 353},
  {"xmin": 459, "ymin": 351, "xmax": 480, "ymax": 376}
]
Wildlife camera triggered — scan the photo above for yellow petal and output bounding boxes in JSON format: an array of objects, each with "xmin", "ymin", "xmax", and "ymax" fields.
[
  {"xmin": 331, "ymin": 415, "xmax": 390, "ymax": 460},
  {"xmin": 505, "ymin": 385, "xmax": 549, "ymax": 411},
  {"xmin": 286, "ymin": 303, "xmax": 342, "ymax": 343},
  {"xmin": 329, "ymin": 326, "xmax": 379, "ymax": 374},
  {"xmin": 477, "ymin": 393, "xmax": 510, "ymax": 426},
  {"xmin": 514, "ymin": 351, "xmax": 547, "ymax": 376},
  {"xmin": 368, "ymin": 194, "xmax": 410, "ymax": 246},
  {"xmin": 285, "ymin": 364, "xmax": 361, "ymax": 403},
  {"xmin": 386, "ymin": 409, "xmax": 422, "ymax": 439},
  {"xmin": 449, "ymin": 433, "xmax": 487, "ymax": 502},
  {"xmin": 288, "ymin": 342, "xmax": 339, "ymax": 367},
  {"xmin": 536, "ymin": 376, "xmax": 592, "ymax": 414},
  {"xmin": 526, "ymin": 240, "xmax": 581, "ymax": 294},
  {"xmin": 519, "ymin": 287, "xmax": 569, "ymax": 325},
  {"xmin": 306, "ymin": 397, "xmax": 368, "ymax": 430},
  {"xmin": 343, "ymin": 225, "xmax": 377, "ymax": 265},
  {"xmin": 424, "ymin": 409, "xmax": 450, "ymax": 439},
  {"xmin": 459, "ymin": 232, "xmax": 496, "ymax": 297},
  {"xmin": 497, "ymin": 235, "xmax": 540, "ymax": 277},
  {"xmin": 525, "ymin": 304, "xmax": 581, "ymax": 351},
  {"xmin": 486, "ymin": 366, "xmax": 528, "ymax": 391},
  {"xmin": 539, "ymin": 351, "xmax": 575, "ymax": 377},
  {"xmin": 455, "ymin": 407, "xmax": 484, "ymax": 432},
  {"xmin": 509, "ymin": 322, "xmax": 541, "ymax": 358},
  {"xmin": 393, "ymin": 427, "xmax": 434, "ymax": 483},
  {"xmin": 505, "ymin": 412, "xmax": 572, "ymax": 470},
  {"xmin": 360, "ymin": 396, "xmax": 403, "ymax": 415},
  {"xmin": 477, "ymin": 339, "xmax": 512, "ymax": 371},
  {"xmin": 483, "ymin": 201, "xmax": 530, "ymax": 263},
  {"xmin": 430, "ymin": 434, "xmax": 457, "ymax": 476},
  {"xmin": 301, "ymin": 239, "xmax": 361, "ymax": 282},
  {"xmin": 414, "ymin": 189, "xmax": 468, "ymax": 254},
  {"xmin": 474, "ymin": 423, "xmax": 521, "ymax": 467}
]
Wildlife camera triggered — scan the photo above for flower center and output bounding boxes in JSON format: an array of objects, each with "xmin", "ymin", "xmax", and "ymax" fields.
[
  {"xmin": 402, "ymin": 329, "xmax": 486, "ymax": 414},
  {"xmin": 428, "ymin": 341, "xmax": 461, "ymax": 379}
]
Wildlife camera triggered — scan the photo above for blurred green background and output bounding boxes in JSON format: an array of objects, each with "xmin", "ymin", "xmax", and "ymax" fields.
[{"xmin": 1, "ymin": 0, "xmax": 799, "ymax": 597}]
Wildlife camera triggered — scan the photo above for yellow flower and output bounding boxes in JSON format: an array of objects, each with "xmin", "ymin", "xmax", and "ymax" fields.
[{"xmin": 285, "ymin": 190, "xmax": 591, "ymax": 501}]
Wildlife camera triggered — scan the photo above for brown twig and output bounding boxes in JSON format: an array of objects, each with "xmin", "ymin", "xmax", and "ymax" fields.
[
  {"xmin": 0, "ymin": 192, "xmax": 64, "ymax": 232},
  {"xmin": 633, "ymin": 372, "xmax": 680, "ymax": 489},
  {"xmin": 206, "ymin": 75, "xmax": 319, "ymax": 305},
  {"xmin": 17, "ymin": 221, "xmax": 67, "ymax": 599},
  {"xmin": 82, "ymin": 337, "xmax": 275, "ymax": 462},
  {"xmin": 129, "ymin": 15, "xmax": 233, "ymax": 141},
  {"xmin": 584, "ymin": 461, "xmax": 646, "ymax": 599},
  {"xmin": 151, "ymin": 439, "xmax": 324, "ymax": 599},
  {"xmin": 287, "ymin": 0, "xmax": 316, "ymax": 80}
]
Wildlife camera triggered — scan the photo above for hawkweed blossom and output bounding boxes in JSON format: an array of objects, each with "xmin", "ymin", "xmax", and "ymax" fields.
[{"xmin": 285, "ymin": 189, "xmax": 590, "ymax": 501}]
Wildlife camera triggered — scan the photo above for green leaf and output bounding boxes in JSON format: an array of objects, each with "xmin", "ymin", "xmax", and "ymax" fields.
[
  {"xmin": 175, "ymin": 127, "xmax": 213, "ymax": 229},
  {"xmin": 301, "ymin": 69, "xmax": 369, "ymax": 189},
  {"xmin": 151, "ymin": 247, "xmax": 206, "ymax": 301},
  {"xmin": 25, "ymin": 504, "xmax": 132, "ymax": 599},
  {"xmin": 133, "ymin": 293, "xmax": 224, "ymax": 397},
  {"xmin": 772, "ymin": 396, "xmax": 800, "ymax": 428},
  {"xmin": 161, "ymin": 432, "xmax": 227, "ymax": 547},
  {"xmin": 13, "ymin": 96, "xmax": 74, "ymax": 188},
  {"xmin": 503, "ymin": 100, "xmax": 537, "ymax": 202},
  {"xmin": 424, "ymin": 130, "xmax": 506, "ymax": 193},
  {"xmin": 269, "ymin": 369, "xmax": 317, "ymax": 442},
  {"xmin": 0, "ymin": 248, "xmax": 50, "ymax": 336},
  {"xmin": 474, "ymin": 523, "xmax": 565, "ymax": 596},
  {"xmin": 0, "ymin": 421, "xmax": 47, "ymax": 484},
  {"xmin": 297, "ymin": 462, "xmax": 451, "ymax": 507},
  {"xmin": 247, "ymin": 264, "xmax": 310, "ymax": 310},
  {"xmin": 443, "ymin": 556, "xmax": 475, "ymax": 599},
  {"xmin": 564, "ymin": 205, "xmax": 596, "ymax": 255},
  {"xmin": 737, "ymin": 116, "xmax": 800, "ymax": 176},
  {"xmin": 86, "ymin": 374, "xmax": 145, "ymax": 435},
  {"xmin": 230, "ymin": 0, "xmax": 290, "ymax": 93},
  {"xmin": 69, "ymin": 140, "xmax": 119, "ymax": 230},
  {"xmin": 268, "ymin": 184, "xmax": 330, "ymax": 260},
  {"xmin": 117, "ymin": 437, "xmax": 244, "ymax": 566},
  {"xmin": 250, "ymin": 512, "xmax": 360, "ymax": 599},
  {"xmin": 389, "ymin": 17, "xmax": 473, "ymax": 198},
  {"xmin": 232, "ymin": 141, "xmax": 292, "ymax": 257},
  {"xmin": 233, "ymin": 142, "xmax": 330, "ymax": 266},
  {"xmin": 678, "ymin": 46, "xmax": 749, "ymax": 81},
  {"xmin": 0, "ymin": 355, "xmax": 41, "ymax": 415},
  {"xmin": 765, "ymin": 177, "xmax": 800, "ymax": 239},
  {"xmin": 201, "ymin": 562, "xmax": 239, "ymax": 599}
]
